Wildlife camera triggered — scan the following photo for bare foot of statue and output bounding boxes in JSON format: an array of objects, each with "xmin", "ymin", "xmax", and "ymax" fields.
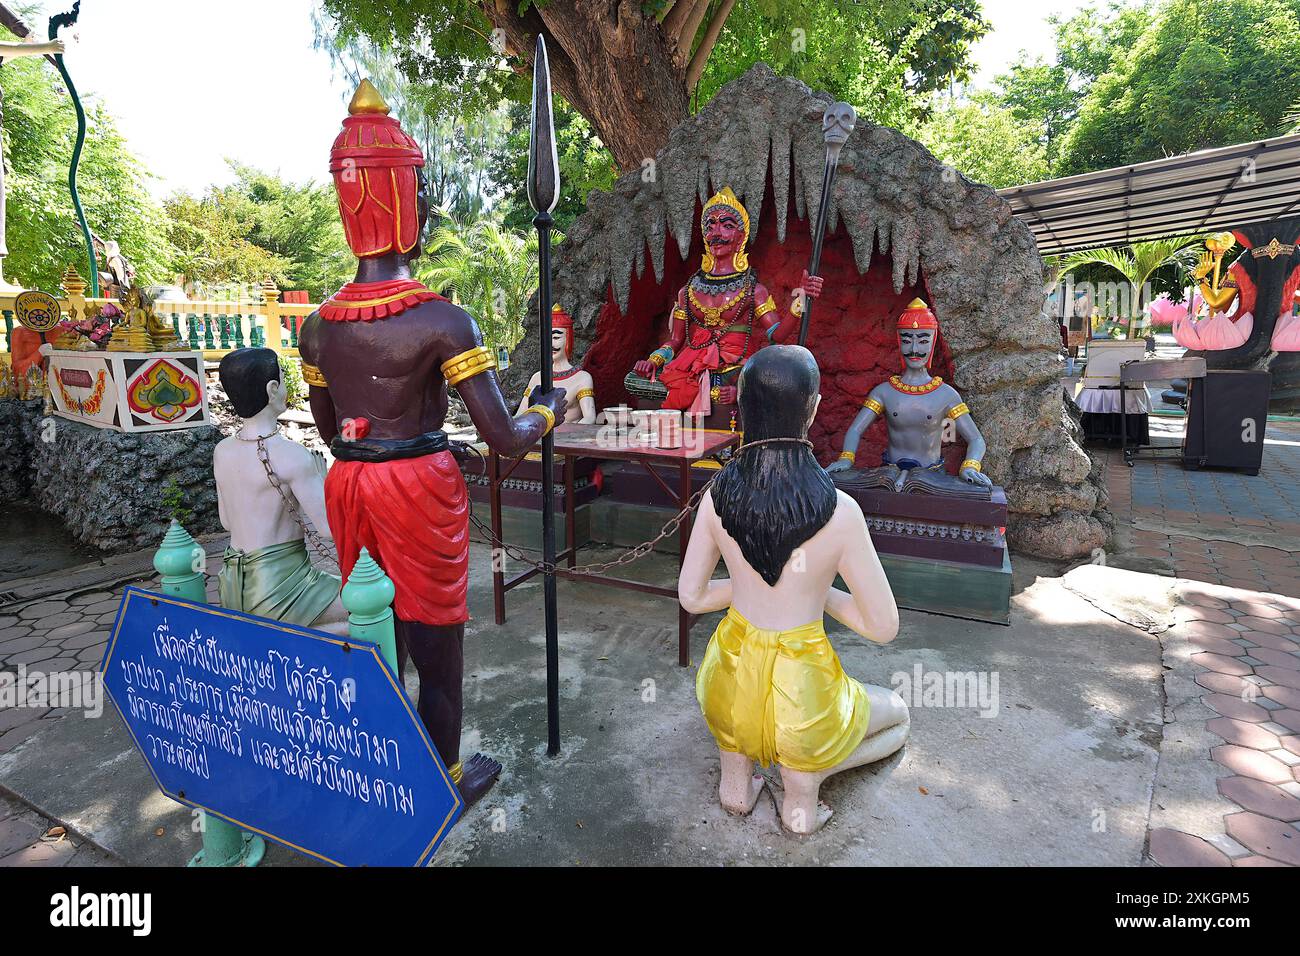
[
  {"xmin": 776, "ymin": 775, "xmax": 836, "ymax": 835},
  {"xmin": 457, "ymin": 752, "xmax": 502, "ymax": 807},
  {"xmin": 718, "ymin": 749, "xmax": 765, "ymax": 815}
]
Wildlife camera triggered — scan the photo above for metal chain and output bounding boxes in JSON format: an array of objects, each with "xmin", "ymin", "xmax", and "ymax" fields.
[
  {"xmin": 256, "ymin": 437, "xmax": 339, "ymax": 569},
  {"xmin": 465, "ymin": 473, "xmax": 717, "ymax": 576},
  {"xmin": 458, "ymin": 436, "xmax": 810, "ymax": 577}
]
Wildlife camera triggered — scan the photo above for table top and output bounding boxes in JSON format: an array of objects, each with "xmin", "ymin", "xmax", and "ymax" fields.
[
  {"xmin": 1119, "ymin": 356, "xmax": 1207, "ymax": 382},
  {"xmin": 547, "ymin": 422, "xmax": 740, "ymax": 463}
]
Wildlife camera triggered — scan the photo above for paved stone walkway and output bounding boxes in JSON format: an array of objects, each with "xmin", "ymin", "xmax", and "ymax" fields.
[
  {"xmin": 1102, "ymin": 418, "xmax": 1300, "ymax": 866},
  {"xmin": 2, "ymin": 416, "xmax": 1298, "ymax": 866},
  {"xmin": 0, "ymin": 790, "xmax": 119, "ymax": 867}
]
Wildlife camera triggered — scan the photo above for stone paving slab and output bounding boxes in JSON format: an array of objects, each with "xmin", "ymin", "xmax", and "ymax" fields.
[
  {"xmin": 0, "ymin": 549, "xmax": 1163, "ymax": 867},
  {"xmin": 0, "ymin": 788, "xmax": 120, "ymax": 867}
]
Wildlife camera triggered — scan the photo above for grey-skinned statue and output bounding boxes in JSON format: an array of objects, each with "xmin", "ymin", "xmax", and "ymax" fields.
[{"xmin": 826, "ymin": 299, "xmax": 994, "ymax": 496}]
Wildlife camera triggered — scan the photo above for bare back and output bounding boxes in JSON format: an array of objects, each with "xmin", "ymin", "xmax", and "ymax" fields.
[
  {"xmin": 213, "ymin": 436, "xmax": 321, "ymax": 552},
  {"xmin": 299, "ymin": 302, "xmax": 453, "ymax": 440},
  {"xmin": 680, "ymin": 489, "xmax": 899, "ymax": 643}
]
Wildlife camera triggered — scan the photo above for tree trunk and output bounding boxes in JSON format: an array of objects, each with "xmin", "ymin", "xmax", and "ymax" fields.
[{"xmin": 481, "ymin": 0, "xmax": 691, "ymax": 174}]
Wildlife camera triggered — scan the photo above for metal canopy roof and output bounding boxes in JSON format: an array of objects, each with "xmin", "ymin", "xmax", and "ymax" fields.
[{"xmin": 997, "ymin": 134, "xmax": 1300, "ymax": 256}]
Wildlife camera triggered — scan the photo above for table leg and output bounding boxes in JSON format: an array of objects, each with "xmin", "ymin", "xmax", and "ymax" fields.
[
  {"xmin": 489, "ymin": 450, "xmax": 506, "ymax": 625},
  {"xmin": 1120, "ymin": 383, "xmax": 1129, "ymax": 465},
  {"xmin": 677, "ymin": 459, "xmax": 692, "ymax": 667},
  {"xmin": 564, "ymin": 454, "xmax": 576, "ymax": 569}
]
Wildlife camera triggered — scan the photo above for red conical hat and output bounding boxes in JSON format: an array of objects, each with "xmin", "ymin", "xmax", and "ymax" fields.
[
  {"xmin": 896, "ymin": 297, "xmax": 939, "ymax": 331},
  {"xmin": 330, "ymin": 80, "xmax": 425, "ymax": 258},
  {"xmin": 896, "ymin": 297, "xmax": 940, "ymax": 370},
  {"xmin": 551, "ymin": 303, "xmax": 574, "ymax": 359}
]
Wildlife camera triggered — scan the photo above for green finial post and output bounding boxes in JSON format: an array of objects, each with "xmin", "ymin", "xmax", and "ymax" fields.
[
  {"xmin": 342, "ymin": 547, "xmax": 398, "ymax": 673},
  {"xmin": 154, "ymin": 520, "xmax": 265, "ymax": 868},
  {"xmin": 154, "ymin": 519, "xmax": 206, "ymax": 602}
]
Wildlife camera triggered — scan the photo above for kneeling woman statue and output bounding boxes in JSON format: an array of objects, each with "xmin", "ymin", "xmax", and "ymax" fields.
[{"xmin": 678, "ymin": 345, "xmax": 910, "ymax": 834}]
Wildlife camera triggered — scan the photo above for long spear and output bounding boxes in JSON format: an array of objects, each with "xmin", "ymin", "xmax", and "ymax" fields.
[
  {"xmin": 526, "ymin": 34, "xmax": 562, "ymax": 758},
  {"xmin": 798, "ymin": 101, "xmax": 856, "ymax": 346}
]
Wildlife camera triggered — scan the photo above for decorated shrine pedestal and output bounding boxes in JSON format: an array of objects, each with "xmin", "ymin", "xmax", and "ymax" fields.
[
  {"xmin": 47, "ymin": 349, "xmax": 210, "ymax": 432},
  {"xmin": 838, "ymin": 484, "xmax": 1012, "ymax": 625}
]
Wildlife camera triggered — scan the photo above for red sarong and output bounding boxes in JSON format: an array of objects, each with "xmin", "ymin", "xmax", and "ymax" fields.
[
  {"xmin": 659, "ymin": 327, "xmax": 750, "ymax": 412},
  {"xmin": 325, "ymin": 451, "xmax": 469, "ymax": 626}
]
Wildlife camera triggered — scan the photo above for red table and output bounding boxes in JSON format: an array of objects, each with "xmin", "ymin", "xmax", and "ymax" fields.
[{"xmin": 488, "ymin": 423, "xmax": 741, "ymax": 666}]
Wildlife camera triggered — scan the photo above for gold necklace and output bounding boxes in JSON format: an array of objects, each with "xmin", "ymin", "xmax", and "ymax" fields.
[
  {"xmin": 888, "ymin": 375, "xmax": 943, "ymax": 395},
  {"xmin": 687, "ymin": 286, "xmax": 746, "ymax": 327}
]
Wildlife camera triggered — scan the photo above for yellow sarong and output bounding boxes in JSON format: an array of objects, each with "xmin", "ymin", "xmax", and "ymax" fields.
[{"xmin": 696, "ymin": 608, "xmax": 870, "ymax": 773}]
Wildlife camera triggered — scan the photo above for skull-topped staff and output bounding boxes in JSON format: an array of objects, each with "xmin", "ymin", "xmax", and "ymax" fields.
[{"xmin": 798, "ymin": 101, "xmax": 856, "ymax": 347}]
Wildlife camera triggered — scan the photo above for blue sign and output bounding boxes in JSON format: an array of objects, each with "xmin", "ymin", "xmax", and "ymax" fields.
[{"xmin": 101, "ymin": 587, "xmax": 461, "ymax": 866}]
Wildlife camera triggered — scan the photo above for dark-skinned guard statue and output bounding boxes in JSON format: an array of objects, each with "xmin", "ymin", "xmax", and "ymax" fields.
[{"xmin": 299, "ymin": 80, "xmax": 567, "ymax": 805}]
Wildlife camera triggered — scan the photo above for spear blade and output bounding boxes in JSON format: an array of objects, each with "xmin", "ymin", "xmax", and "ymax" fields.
[{"xmin": 527, "ymin": 34, "xmax": 560, "ymax": 216}]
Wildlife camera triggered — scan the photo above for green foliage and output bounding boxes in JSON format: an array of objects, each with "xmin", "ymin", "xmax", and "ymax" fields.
[
  {"xmin": 993, "ymin": 1, "xmax": 1157, "ymax": 168},
  {"xmin": 1055, "ymin": 0, "xmax": 1300, "ymax": 174},
  {"xmin": 317, "ymin": 0, "xmax": 528, "ymax": 148},
  {"xmin": 1052, "ymin": 236, "xmax": 1202, "ymax": 332},
  {"xmin": 1, "ymin": 35, "xmax": 171, "ymax": 293},
  {"xmin": 163, "ymin": 162, "xmax": 352, "ymax": 300},
  {"xmin": 417, "ymin": 212, "xmax": 558, "ymax": 354},
  {"xmin": 486, "ymin": 101, "xmax": 617, "ymax": 233},
  {"xmin": 916, "ymin": 94, "xmax": 1050, "ymax": 188},
  {"xmin": 161, "ymin": 479, "xmax": 193, "ymax": 527},
  {"xmin": 316, "ymin": 0, "xmax": 987, "ymax": 158},
  {"xmin": 279, "ymin": 353, "xmax": 305, "ymax": 408},
  {"xmin": 696, "ymin": 0, "xmax": 988, "ymax": 131}
]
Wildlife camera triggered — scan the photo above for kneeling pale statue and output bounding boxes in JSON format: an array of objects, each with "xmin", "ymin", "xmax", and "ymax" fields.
[
  {"xmin": 213, "ymin": 348, "xmax": 347, "ymax": 635},
  {"xmin": 679, "ymin": 345, "xmax": 910, "ymax": 834}
]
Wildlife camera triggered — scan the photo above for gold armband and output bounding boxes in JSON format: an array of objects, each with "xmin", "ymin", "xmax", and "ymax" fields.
[
  {"xmin": 863, "ymin": 396, "xmax": 885, "ymax": 415},
  {"xmin": 946, "ymin": 402, "xmax": 970, "ymax": 420},
  {"xmin": 960, "ymin": 459, "xmax": 982, "ymax": 473},
  {"xmin": 576, "ymin": 387, "xmax": 595, "ymax": 401},
  {"xmin": 441, "ymin": 345, "xmax": 497, "ymax": 387},
  {"xmin": 710, "ymin": 386, "xmax": 721, "ymax": 402},
  {"xmin": 301, "ymin": 361, "xmax": 328, "ymax": 388},
  {"xmin": 672, "ymin": 307, "xmax": 688, "ymax": 321},
  {"xmin": 755, "ymin": 296, "xmax": 777, "ymax": 318},
  {"xmin": 447, "ymin": 761, "xmax": 464, "ymax": 785},
  {"xmin": 839, "ymin": 450, "xmax": 856, "ymax": 464},
  {"xmin": 527, "ymin": 403, "xmax": 556, "ymax": 435}
]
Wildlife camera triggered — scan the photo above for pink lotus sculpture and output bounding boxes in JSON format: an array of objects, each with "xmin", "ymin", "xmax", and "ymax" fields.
[
  {"xmin": 1164, "ymin": 294, "xmax": 1254, "ymax": 351},
  {"xmin": 1271, "ymin": 312, "xmax": 1300, "ymax": 351}
]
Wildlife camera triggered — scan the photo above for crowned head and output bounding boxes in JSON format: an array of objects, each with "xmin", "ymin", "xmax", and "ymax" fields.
[
  {"xmin": 330, "ymin": 79, "xmax": 429, "ymax": 260},
  {"xmin": 700, "ymin": 186, "xmax": 751, "ymax": 273},
  {"xmin": 896, "ymin": 298, "xmax": 940, "ymax": 371}
]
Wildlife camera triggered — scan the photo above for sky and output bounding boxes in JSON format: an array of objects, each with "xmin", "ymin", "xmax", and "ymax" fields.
[{"xmin": 19, "ymin": 0, "xmax": 1103, "ymax": 199}]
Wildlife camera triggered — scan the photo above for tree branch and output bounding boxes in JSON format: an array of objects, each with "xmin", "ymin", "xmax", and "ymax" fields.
[
  {"xmin": 672, "ymin": 0, "xmax": 711, "ymax": 61},
  {"xmin": 661, "ymin": 0, "xmax": 695, "ymax": 39},
  {"xmin": 685, "ymin": 0, "xmax": 736, "ymax": 88}
]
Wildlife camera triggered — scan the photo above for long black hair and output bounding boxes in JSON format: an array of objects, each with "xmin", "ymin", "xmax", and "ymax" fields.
[{"xmin": 711, "ymin": 345, "xmax": 837, "ymax": 586}]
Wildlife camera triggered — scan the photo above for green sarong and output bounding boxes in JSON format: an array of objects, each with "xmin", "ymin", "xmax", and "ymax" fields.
[{"xmin": 218, "ymin": 539, "xmax": 341, "ymax": 627}]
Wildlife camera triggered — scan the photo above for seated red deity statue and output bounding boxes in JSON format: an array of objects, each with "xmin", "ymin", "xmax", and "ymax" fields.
[{"xmin": 632, "ymin": 187, "xmax": 822, "ymax": 415}]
